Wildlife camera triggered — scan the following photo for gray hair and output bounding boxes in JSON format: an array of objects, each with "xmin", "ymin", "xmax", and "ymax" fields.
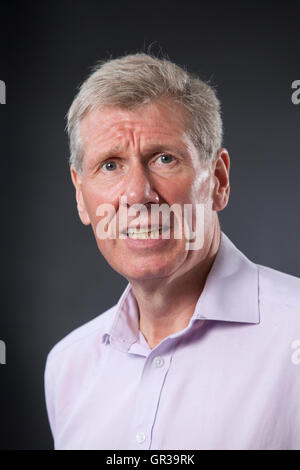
[{"xmin": 67, "ymin": 53, "xmax": 223, "ymax": 173}]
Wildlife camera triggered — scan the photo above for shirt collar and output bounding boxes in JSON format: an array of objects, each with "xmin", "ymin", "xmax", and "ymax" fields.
[
  {"xmin": 192, "ymin": 232, "xmax": 260, "ymax": 324},
  {"xmin": 103, "ymin": 232, "xmax": 260, "ymax": 348}
]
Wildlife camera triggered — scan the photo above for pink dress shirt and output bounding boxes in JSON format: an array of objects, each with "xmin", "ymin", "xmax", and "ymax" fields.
[{"xmin": 44, "ymin": 232, "xmax": 300, "ymax": 449}]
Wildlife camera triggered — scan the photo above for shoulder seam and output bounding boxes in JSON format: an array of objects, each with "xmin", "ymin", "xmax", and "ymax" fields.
[{"xmin": 47, "ymin": 309, "xmax": 114, "ymax": 362}]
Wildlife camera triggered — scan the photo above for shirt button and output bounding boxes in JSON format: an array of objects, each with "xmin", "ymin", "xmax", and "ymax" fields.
[
  {"xmin": 136, "ymin": 431, "xmax": 146, "ymax": 444},
  {"xmin": 154, "ymin": 356, "xmax": 164, "ymax": 368}
]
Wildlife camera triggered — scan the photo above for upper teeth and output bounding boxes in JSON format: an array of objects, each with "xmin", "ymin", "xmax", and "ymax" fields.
[
  {"xmin": 126, "ymin": 227, "xmax": 161, "ymax": 239},
  {"xmin": 127, "ymin": 227, "xmax": 159, "ymax": 234}
]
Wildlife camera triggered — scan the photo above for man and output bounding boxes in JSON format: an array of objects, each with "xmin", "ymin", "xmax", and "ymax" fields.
[{"xmin": 44, "ymin": 53, "xmax": 300, "ymax": 450}]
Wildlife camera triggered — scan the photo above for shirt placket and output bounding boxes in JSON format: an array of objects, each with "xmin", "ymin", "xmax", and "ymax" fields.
[{"xmin": 128, "ymin": 339, "xmax": 175, "ymax": 450}]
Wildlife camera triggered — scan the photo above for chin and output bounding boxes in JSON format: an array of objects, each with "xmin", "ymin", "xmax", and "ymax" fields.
[
  {"xmin": 100, "ymin": 245, "xmax": 186, "ymax": 281},
  {"xmin": 120, "ymin": 260, "xmax": 181, "ymax": 282},
  {"xmin": 125, "ymin": 271, "xmax": 171, "ymax": 282}
]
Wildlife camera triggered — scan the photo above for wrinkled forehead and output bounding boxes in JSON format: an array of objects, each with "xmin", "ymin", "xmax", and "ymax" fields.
[{"xmin": 79, "ymin": 98, "xmax": 192, "ymax": 148}]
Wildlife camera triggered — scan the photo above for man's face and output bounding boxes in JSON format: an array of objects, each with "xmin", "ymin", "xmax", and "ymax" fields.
[{"xmin": 71, "ymin": 99, "xmax": 229, "ymax": 282}]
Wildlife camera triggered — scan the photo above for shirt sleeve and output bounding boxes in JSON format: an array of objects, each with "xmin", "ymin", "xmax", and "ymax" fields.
[{"xmin": 44, "ymin": 353, "xmax": 56, "ymax": 441}]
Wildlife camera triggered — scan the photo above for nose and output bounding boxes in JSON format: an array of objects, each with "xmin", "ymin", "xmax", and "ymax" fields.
[{"xmin": 122, "ymin": 162, "xmax": 160, "ymax": 207}]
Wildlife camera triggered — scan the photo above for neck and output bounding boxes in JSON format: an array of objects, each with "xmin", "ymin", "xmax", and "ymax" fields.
[{"xmin": 130, "ymin": 223, "xmax": 221, "ymax": 349}]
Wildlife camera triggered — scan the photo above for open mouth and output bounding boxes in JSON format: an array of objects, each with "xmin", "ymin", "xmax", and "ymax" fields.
[{"xmin": 123, "ymin": 226, "xmax": 170, "ymax": 240}]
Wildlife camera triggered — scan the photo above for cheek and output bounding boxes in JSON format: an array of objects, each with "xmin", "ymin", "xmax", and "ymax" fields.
[
  {"xmin": 193, "ymin": 173, "xmax": 214, "ymax": 204},
  {"xmin": 176, "ymin": 181, "xmax": 212, "ymax": 206},
  {"xmin": 165, "ymin": 178, "xmax": 194, "ymax": 203},
  {"xmin": 82, "ymin": 184, "xmax": 119, "ymax": 224},
  {"xmin": 167, "ymin": 168, "xmax": 213, "ymax": 205}
]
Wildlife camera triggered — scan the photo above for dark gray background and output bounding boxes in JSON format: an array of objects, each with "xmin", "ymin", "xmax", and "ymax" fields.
[{"xmin": 0, "ymin": 0, "xmax": 299, "ymax": 450}]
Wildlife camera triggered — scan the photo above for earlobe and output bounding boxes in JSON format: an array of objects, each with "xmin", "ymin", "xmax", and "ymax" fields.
[
  {"xmin": 70, "ymin": 166, "xmax": 91, "ymax": 226},
  {"xmin": 212, "ymin": 149, "xmax": 230, "ymax": 212}
]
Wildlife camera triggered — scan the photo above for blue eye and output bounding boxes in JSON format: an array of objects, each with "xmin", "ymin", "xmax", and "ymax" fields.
[
  {"xmin": 103, "ymin": 161, "xmax": 117, "ymax": 171},
  {"xmin": 158, "ymin": 154, "xmax": 174, "ymax": 164}
]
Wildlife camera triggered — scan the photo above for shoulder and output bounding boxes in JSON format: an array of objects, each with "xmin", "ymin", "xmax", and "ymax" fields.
[
  {"xmin": 258, "ymin": 264, "xmax": 300, "ymax": 310},
  {"xmin": 44, "ymin": 304, "xmax": 119, "ymax": 436},
  {"xmin": 45, "ymin": 304, "xmax": 116, "ymax": 367}
]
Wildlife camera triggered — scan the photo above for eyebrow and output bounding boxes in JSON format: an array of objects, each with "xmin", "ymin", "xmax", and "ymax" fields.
[{"xmin": 89, "ymin": 143, "xmax": 188, "ymax": 167}]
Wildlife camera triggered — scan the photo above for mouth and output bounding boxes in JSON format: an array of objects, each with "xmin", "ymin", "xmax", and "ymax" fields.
[{"xmin": 122, "ymin": 225, "xmax": 170, "ymax": 240}]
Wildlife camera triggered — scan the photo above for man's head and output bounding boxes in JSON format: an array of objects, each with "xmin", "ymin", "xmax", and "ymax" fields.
[
  {"xmin": 67, "ymin": 53, "xmax": 223, "ymax": 173},
  {"xmin": 67, "ymin": 53, "xmax": 230, "ymax": 282}
]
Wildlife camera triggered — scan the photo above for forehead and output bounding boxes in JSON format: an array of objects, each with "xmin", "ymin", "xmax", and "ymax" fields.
[{"xmin": 79, "ymin": 99, "xmax": 190, "ymax": 149}]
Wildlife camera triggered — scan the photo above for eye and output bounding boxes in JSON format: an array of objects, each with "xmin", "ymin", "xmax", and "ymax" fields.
[
  {"xmin": 156, "ymin": 153, "xmax": 176, "ymax": 164},
  {"xmin": 102, "ymin": 160, "xmax": 118, "ymax": 171}
]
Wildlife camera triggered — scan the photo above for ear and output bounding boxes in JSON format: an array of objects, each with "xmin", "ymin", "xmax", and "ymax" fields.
[
  {"xmin": 70, "ymin": 166, "xmax": 91, "ymax": 225},
  {"xmin": 212, "ymin": 148, "xmax": 230, "ymax": 212}
]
